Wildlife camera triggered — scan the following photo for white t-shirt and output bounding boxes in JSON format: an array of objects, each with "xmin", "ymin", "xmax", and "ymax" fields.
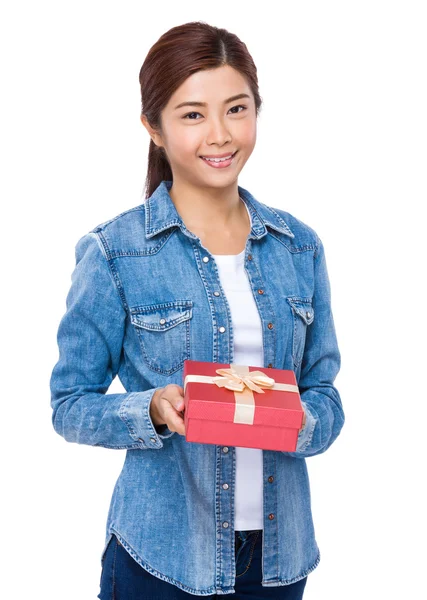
[{"xmin": 211, "ymin": 203, "xmax": 264, "ymax": 531}]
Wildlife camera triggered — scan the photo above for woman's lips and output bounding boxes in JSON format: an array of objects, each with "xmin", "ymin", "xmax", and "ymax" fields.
[{"xmin": 200, "ymin": 150, "xmax": 238, "ymax": 169}]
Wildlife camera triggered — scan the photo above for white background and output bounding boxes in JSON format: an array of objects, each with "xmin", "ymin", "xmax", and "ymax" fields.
[{"xmin": 1, "ymin": 1, "xmax": 426, "ymax": 598}]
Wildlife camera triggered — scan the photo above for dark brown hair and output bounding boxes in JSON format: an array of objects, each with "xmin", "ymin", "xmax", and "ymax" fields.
[{"xmin": 139, "ymin": 21, "xmax": 263, "ymax": 199}]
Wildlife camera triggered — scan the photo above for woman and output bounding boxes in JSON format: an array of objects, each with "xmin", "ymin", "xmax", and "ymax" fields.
[{"xmin": 50, "ymin": 21, "xmax": 345, "ymax": 599}]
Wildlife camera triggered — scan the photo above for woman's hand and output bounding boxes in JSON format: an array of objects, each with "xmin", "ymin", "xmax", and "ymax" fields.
[{"xmin": 150, "ymin": 384, "xmax": 186, "ymax": 436}]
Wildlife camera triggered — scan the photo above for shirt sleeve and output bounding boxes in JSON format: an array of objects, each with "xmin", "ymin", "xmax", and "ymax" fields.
[
  {"xmin": 284, "ymin": 235, "xmax": 345, "ymax": 458},
  {"xmin": 50, "ymin": 231, "xmax": 176, "ymax": 450}
]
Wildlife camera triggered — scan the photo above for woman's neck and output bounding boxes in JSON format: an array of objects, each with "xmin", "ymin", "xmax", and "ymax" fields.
[{"xmin": 168, "ymin": 180, "xmax": 244, "ymax": 232}]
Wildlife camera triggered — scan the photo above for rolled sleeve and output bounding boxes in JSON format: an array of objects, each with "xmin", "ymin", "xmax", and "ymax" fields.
[
  {"xmin": 285, "ymin": 235, "xmax": 345, "ymax": 459},
  {"xmin": 50, "ymin": 232, "xmax": 174, "ymax": 450},
  {"xmin": 119, "ymin": 389, "xmax": 175, "ymax": 448}
]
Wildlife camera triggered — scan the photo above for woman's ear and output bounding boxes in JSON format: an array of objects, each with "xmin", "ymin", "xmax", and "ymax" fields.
[{"xmin": 140, "ymin": 114, "xmax": 164, "ymax": 148}]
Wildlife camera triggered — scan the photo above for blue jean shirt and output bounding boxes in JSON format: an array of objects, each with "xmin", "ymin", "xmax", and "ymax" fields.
[{"xmin": 50, "ymin": 180, "xmax": 344, "ymax": 595}]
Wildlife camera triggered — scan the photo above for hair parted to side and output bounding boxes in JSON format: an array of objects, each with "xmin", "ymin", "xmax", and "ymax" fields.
[{"xmin": 139, "ymin": 21, "xmax": 263, "ymax": 199}]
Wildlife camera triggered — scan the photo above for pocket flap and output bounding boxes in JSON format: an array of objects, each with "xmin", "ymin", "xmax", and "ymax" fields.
[
  {"xmin": 130, "ymin": 301, "xmax": 193, "ymax": 331},
  {"xmin": 286, "ymin": 297, "xmax": 314, "ymax": 325}
]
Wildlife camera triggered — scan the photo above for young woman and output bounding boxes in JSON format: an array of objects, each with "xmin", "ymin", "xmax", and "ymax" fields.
[{"xmin": 50, "ymin": 21, "xmax": 344, "ymax": 599}]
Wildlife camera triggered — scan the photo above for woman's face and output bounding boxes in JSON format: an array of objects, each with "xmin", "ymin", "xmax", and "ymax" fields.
[{"xmin": 142, "ymin": 65, "xmax": 257, "ymax": 190}]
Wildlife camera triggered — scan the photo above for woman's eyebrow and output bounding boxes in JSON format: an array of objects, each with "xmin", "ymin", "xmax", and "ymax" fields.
[{"xmin": 174, "ymin": 93, "xmax": 250, "ymax": 110}]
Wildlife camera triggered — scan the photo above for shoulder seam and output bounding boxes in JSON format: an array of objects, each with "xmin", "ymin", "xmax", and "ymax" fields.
[{"xmin": 90, "ymin": 231, "xmax": 130, "ymax": 313}]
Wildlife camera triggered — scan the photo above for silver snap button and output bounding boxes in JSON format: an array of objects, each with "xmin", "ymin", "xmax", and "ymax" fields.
[
  {"xmin": 306, "ymin": 311, "xmax": 311, "ymax": 319},
  {"xmin": 159, "ymin": 318, "xmax": 166, "ymax": 325},
  {"xmin": 219, "ymin": 326, "xmax": 226, "ymax": 333},
  {"xmin": 150, "ymin": 437, "xmax": 156, "ymax": 443},
  {"xmin": 222, "ymin": 447, "xmax": 229, "ymax": 453},
  {"xmin": 214, "ymin": 291, "xmax": 220, "ymax": 297},
  {"xmin": 202, "ymin": 256, "xmax": 209, "ymax": 263},
  {"xmin": 222, "ymin": 521, "xmax": 229, "ymax": 528},
  {"xmin": 222, "ymin": 483, "xmax": 229, "ymax": 490}
]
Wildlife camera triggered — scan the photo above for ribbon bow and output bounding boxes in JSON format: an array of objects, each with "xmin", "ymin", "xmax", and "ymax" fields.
[{"xmin": 211, "ymin": 366, "xmax": 275, "ymax": 394}]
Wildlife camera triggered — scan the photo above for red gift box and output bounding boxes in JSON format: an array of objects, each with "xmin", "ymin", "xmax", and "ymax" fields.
[{"xmin": 183, "ymin": 360, "xmax": 304, "ymax": 451}]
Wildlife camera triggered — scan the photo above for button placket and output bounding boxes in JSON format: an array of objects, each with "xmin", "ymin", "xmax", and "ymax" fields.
[
  {"xmin": 198, "ymin": 245, "xmax": 231, "ymax": 363},
  {"xmin": 244, "ymin": 245, "xmax": 276, "ymax": 384}
]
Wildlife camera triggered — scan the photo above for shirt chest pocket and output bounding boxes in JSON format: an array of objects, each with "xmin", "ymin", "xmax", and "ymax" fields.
[
  {"xmin": 130, "ymin": 300, "xmax": 193, "ymax": 375},
  {"xmin": 286, "ymin": 297, "xmax": 315, "ymax": 369}
]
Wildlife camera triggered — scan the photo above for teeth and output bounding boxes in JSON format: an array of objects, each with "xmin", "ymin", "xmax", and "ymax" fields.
[{"xmin": 202, "ymin": 153, "xmax": 233, "ymax": 162}]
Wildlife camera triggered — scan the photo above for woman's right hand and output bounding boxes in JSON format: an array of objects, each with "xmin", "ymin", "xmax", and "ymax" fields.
[{"xmin": 150, "ymin": 384, "xmax": 186, "ymax": 436}]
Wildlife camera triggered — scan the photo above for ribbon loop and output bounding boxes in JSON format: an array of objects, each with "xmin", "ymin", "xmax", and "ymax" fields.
[{"xmin": 212, "ymin": 366, "xmax": 276, "ymax": 394}]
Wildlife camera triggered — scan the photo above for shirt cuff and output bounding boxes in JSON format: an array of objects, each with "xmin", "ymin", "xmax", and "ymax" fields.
[
  {"xmin": 295, "ymin": 401, "xmax": 316, "ymax": 453},
  {"xmin": 119, "ymin": 388, "xmax": 174, "ymax": 449}
]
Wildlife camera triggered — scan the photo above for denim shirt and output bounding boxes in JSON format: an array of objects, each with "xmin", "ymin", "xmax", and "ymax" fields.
[{"xmin": 50, "ymin": 180, "xmax": 344, "ymax": 595}]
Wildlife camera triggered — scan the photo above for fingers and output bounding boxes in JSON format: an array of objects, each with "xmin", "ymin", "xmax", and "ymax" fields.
[
  {"xmin": 158, "ymin": 385, "xmax": 186, "ymax": 436},
  {"xmin": 162, "ymin": 401, "xmax": 186, "ymax": 436}
]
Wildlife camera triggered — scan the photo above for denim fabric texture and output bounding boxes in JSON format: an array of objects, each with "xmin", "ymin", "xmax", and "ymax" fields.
[
  {"xmin": 50, "ymin": 180, "xmax": 344, "ymax": 596},
  {"xmin": 98, "ymin": 530, "xmax": 308, "ymax": 599}
]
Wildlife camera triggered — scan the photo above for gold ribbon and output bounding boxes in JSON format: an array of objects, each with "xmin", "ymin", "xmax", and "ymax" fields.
[{"xmin": 184, "ymin": 363, "xmax": 299, "ymax": 425}]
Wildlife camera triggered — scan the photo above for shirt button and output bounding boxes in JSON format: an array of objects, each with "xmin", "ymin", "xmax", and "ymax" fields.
[
  {"xmin": 222, "ymin": 521, "xmax": 229, "ymax": 528},
  {"xmin": 268, "ymin": 323, "xmax": 274, "ymax": 329},
  {"xmin": 268, "ymin": 476, "xmax": 274, "ymax": 483},
  {"xmin": 222, "ymin": 447, "xmax": 229, "ymax": 453},
  {"xmin": 202, "ymin": 256, "xmax": 210, "ymax": 263},
  {"xmin": 222, "ymin": 483, "xmax": 229, "ymax": 490},
  {"xmin": 268, "ymin": 513, "xmax": 275, "ymax": 520},
  {"xmin": 306, "ymin": 311, "xmax": 311, "ymax": 318},
  {"xmin": 214, "ymin": 291, "xmax": 220, "ymax": 297},
  {"xmin": 150, "ymin": 437, "xmax": 156, "ymax": 443},
  {"xmin": 268, "ymin": 363, "xmax": 273, "ymax": 368},
  {"xmin": 159, "ymin": 318, "xmax": 166, "ymax": 325},
  {"xmin": 219, "ymin": 326, "xmax": 226, "ymax": 333},
  {"xmin": 258, "ymin": 289, "xmax": 264, "ymax": 294},
  {"xmin": 247, "ymin": 254, "xmax": 253, "ymax": 260}
]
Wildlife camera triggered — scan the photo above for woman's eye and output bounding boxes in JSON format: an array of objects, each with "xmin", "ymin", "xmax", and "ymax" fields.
[
  {"xmin": 182, "ymin": 105, "xmax": 247, "ymax": 120},
  {"xmin": 229, "ymin": 104, "xmax": 247, "ymax": 114}
]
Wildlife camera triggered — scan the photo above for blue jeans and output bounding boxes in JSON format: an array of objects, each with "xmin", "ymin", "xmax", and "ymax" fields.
[{"xmin": 98, "ymin": 530, "xmax": 308, "ymax": 599}]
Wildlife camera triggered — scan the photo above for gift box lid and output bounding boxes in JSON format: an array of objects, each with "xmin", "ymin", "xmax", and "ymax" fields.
[{"xmin": 183, "ymin": 360, "xmax": 303, "ymax": 429}]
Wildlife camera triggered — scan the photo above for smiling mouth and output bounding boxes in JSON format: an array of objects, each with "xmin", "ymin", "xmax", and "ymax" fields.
[{"xmin": 200, "ymin": 150, "xmax": 238, "ymax": 163}]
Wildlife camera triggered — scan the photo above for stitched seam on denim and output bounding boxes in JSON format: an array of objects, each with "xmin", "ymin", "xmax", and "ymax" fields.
[
  {"xmin": 132, "ymin": 321, "xmax": 190, "ymax": 375},
  {"xmin": 95, "ymin": 231, "xmax": 129, "ymax": 313},
  {"xmin": 265, "ymin": 207, "xmax": 294, "ymax": 237},
  {"xmin": 108, "ymin": 230, "xmax": 176, "ymax": 257},
  {"xmin": 268, "ymin": 231, "xmax": 317, "ymax": 254},
  {"xmin": 263, "ymin": 547, "xmax": 321, "ymax": 586},
  {"xmin": 236, "ymin": 530, "xmax": 259, "ymax": 578},
  {"xmin": 94, "ymin": 441, "xmax": 144, "ymax": 449},
  {"xmin": 110, "ymin": 529, "xmax": 217, "ymax": 595},
  {"xmin": 299, "ymin": 412, "xmax": 316, "ymax": 452},
  {"xmin": 313, "ymin": 234, "xmax": 321, "ymax": 259},
  {"xmin": 130, "ymin": 299, "xmax": 193, "ymax": 314},
  {"xmin": 286, "ymin": 297, "xmax": 313, "ymax": 368},
  {"xmin": 244, "ymin": 252, "xmax": 277, "ymax": 367},
  {"xmin": 118, "ymin": 392, "xmax": 148, "ymax": 448},
  {"xmin": 191, "ymin": 241, "xmax": 219, "ymax": 363},
  {"xmin": 206, "ymin": 242, "xmax": 235, "ymax": 362}
]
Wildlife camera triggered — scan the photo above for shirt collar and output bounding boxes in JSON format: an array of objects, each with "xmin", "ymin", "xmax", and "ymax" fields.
[{"xmin": 145, "ymin": 180, "xmax": 294, "ymax": 240}]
